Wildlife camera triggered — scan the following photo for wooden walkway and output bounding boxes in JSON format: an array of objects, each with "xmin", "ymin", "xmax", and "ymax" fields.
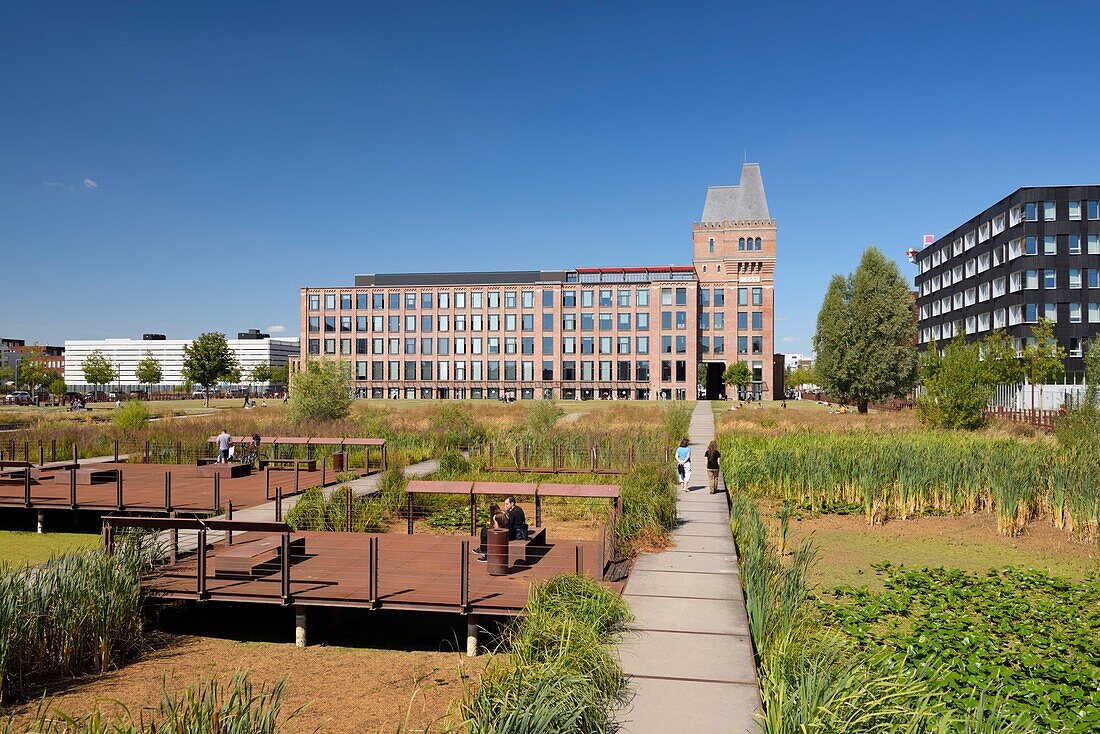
[
  {"xmin": 140, "ymin": 530, "xmax": 599, "ymax": 616},
  {"xmin": 0, "ymin": 462, "xmax": 356, "ymax": 514}
]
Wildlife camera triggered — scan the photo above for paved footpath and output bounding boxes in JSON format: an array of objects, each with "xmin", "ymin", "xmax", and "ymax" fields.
[{"xmin": 615, "ymin": 401, "xmax": 761, "ymax": 733}]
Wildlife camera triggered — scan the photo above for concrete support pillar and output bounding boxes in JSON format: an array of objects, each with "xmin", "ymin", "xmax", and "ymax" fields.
[
  {"xmin": 36, "ymin": 509, "xmax": 45, "ymax": 534},
  {"xmin": 294, "ymin": 607, "xmax": 307, "ymax": 648},
  {"xmin": 466, "ymin": 617, "xmax": 479, "ymax": 657}
]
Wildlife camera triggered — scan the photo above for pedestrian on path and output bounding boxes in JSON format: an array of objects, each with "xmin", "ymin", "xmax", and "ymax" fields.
[
  {"xmin": 704, "ymin": 440, "xmax": 721, "ymax": 494},
  {"xmin": 215, "ymin": 429, "xmax": 232, "ymax": 464},
  {"xmin": 675, "ymin": 438, "xmax": 691, "ymax": 492}
]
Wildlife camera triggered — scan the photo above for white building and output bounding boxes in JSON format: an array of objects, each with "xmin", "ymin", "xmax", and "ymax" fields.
[{"xmin": 64, "ymin": 337, "xmax": 299, "ymax": 389}]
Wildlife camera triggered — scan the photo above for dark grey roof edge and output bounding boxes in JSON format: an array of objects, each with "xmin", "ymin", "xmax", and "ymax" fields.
[
  {"xmin": 700, "ymin": 162, "xmax": 771, "ymax": 223},
  {"xmin": 354, "ymin": 271, "xmax": 568, "ymax": 287}
]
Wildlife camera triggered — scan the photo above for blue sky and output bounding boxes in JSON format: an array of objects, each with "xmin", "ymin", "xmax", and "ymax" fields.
[{"xmin": 3, "ymin": 2, "xmax": 1099, "ymax": 354}]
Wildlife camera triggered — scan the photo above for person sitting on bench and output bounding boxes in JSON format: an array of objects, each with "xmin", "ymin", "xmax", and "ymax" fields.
[
  {"xmin": 475, "ymin": 507, "xmax": 510, "ymax": 563},
  {"xmin": 473, "ymin": 503, "xmax": 502, "ymax": 555},
  {"xmin": 504, "ymin": 496, "xmax": 529, "ymax": 541}
]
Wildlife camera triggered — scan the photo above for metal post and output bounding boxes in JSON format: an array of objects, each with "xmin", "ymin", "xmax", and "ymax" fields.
[
  {"xmin": 37, "ymin": 509, "xmax": 45, "ymax": 534},
  {"xmin": 346, "ymin": 485, "xmax": 352, "ymax": 532},
  {"xmin": 23, "ymin": 468, "xmax": 32, "ymax": 507},
  {"xmin": 104, "ymin": 523, "xmax": 115, "ymax": 554},
  {"xmin": 460, "ymin": 539, "xmax": 470, "ymax": 612},
  {"xmin": 72, "ymin": 443, "xmax": 78, "ymax": 465},
  {"xmin": 176, "ymin": 440, "xmax": 182, "ymax": 464},
  {"xmin": 213, "ymin": 473, "xmax": 221, "ymax": 513},
  {"xmin": 113, "ymin": 440, "xmax": 119, "ymax": 463},
  {"xmin": 535, "ymin": 493, "xmax": 542, "ymax": 527},
  {"xmin": 265, "ymin": 467, "xmax": 270, "ymax": 499},
  {"xmin": 170, "ymin": 511, "xmax": 178, "ymax": 564},
  {"xmin": 368, "ymin": 535, "xmax": 379, "ymax": 605},
  {"xmin": 197, "ymin": 528, "xmax": 208, "ymax": 597},
  {"xmin": 38, "ymin": 442, "xmax": 44, "ymax": 466},
  {"xmin": 23, "ymin": 441, "xmax": 29, "ymax": 463},
  {"xmin": 116, "ymin": 470, "xmax": 123, "ymax": 511},
  {"xmin": 227, "ymin": 500, "xmax": 234, "ymax": 545},
  {"xmin": 164, "ymin": 471, "xmax": 172, "ymax": 512},
  {"xmin": 321, "ymin": 455, "xmax": 326, "ymax": 486},
  {"xmin": 69, "ymin": 467, "xmax": 77, "ymax": 509},
  {"xmin": 470, "ymin": 493, "xmax": 477, "ymax": 536},
  {"xmin": 275, "ymin": 487, "xmax": 283, "ymax": 521},
  {"xmin": 51, "ymin": 439, "xmax": 56, "ymax": 462},
  {"xmin": 575, "ymin": 544, "xmax": 582, "ymax": 575},
  {"xmin": 294, "ymin": 464, "xmax": 300, "ymax": 495},
  {"xmin": 406, "ymin": 492, "xmax": 414, "ymax": 534},
  {"xmin": 145, "ymin": 440, "xmax": 150, "ymax": 463},
  {"xmin": 598, "ymin": 523, "xmax": 606, "ymax": 578},
  {"xmin": 281, "ymin": 532, "xmax": 291, "ymax": 602}
]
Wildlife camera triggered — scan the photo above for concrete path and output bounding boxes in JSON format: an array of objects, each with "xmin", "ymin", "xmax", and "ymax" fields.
[{"xmin": 615, "ymin": 401, "xmax": 761, "ymax": 733}]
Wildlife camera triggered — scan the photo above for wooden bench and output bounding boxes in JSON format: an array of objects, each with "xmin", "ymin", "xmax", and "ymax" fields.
[
  {"xmin": 215, "ymin": 535, "xmax": 306, "ymax": 578},
  {"xmin": 508, "ymin": 526, "xmax": 547, "ymax": 564},
  {"xmin": 196, "ymin": 462, "xmax": 251, "ymax": 478},
  {"xmin": 50, "ymin": 467, "xmax": 118, "ymax": 485},
  {"xmin": 258, "ymin": 458, "xmax": 317, "ymax": 471}
]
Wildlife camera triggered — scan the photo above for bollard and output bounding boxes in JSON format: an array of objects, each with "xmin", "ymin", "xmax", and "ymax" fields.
[
  {"xmin": 295, "ymin": 607, "xmax": 307, "ymax": 648},
  {"xmin": 466, "ymin": 616, "xmax": 479, "ymax": 658}
]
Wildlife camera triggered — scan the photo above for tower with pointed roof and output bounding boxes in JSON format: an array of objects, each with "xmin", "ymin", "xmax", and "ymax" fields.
[{"xmin": 693, "ymin": 163, "xmax": 778, "ymax": 400}]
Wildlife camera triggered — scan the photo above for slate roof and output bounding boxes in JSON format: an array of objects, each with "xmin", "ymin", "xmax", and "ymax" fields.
[{"xmin": 700, "ymin": 163, "xmax": 770, "ymax": 222}]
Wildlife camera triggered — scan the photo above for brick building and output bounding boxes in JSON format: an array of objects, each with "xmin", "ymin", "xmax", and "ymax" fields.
[{"xmin": 299, "ymin": 163, "xmax": 777, "ymax": 400}]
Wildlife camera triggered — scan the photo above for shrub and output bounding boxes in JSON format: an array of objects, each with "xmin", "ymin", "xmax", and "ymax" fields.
[
  {"xmin": 525, "ymin": 399, "xmax": 563, "ymax": 436},
  {"xmin": 660, "ymin": 402, "xmax": 693, "ymax": 444},
  {"xmin": 111, "ymin": 400, "xmax": 151, "ymax": 431},
  {"xmin": 436, "ymin": 449, "xmax": 470, "ymax": 479},
  {"xmin": 285, "ymin": 487, "xmax": 326, "ymax": 531},
  {"xmin": 615, "ymin": 462, "xmax": 677, "ymax": 556},
  {"xmin": 286, "ymin": 359, "xmax": 353, "ymax": 423}
]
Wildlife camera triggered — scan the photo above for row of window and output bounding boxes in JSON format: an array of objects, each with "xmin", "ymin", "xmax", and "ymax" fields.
[
  {"xmin": 919, "ymin": 199, "xmax": 1100, "ymax": 273},
  {"xmin": 921, "ymin": 270, "xmax": 1100, "ymax": 319},
  {"xmin": 345, "ymin": 359, "xmax": 689, "ymax": 383},
  {"xmin": 706, "ymin": 237, "xmax": 764, "ymax": 253},
  {"xmin": 919, "ymin": 302, "xmax": 1100, "ymax": 343},
  {"xmin": 306, "ymin": 308, "xmax": 767, "ymax": 335},
  {"xmin": 920, "ymin": 235, "xmax": 1100, "ymax": 295}
]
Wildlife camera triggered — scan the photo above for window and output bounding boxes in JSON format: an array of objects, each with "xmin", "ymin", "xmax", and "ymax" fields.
[
  {"xmin": 403, "ymin": 292, "xmax": 415, "ymax": 309},
  {"xmin": 1024, "ymin": 202, "xmax": 1037, "ymax": 221},
  {"xmin": 599, "ymin": 336, "xmax": 612, "ymax": 354},
  {"xmin": 618, "ymin": 312, "xmax": 631, "ymax": 330},
  {"xmin": 636, "ymin": 336, "xmax": 649, "ymax": 354},
  {"xmin": 1089, "ymin": 201, "xmax": 1100, "ymax": 220},
  {"xmin": 581, "ymin": 313, "xmax": 594, "ymax": 331},
  {"xmin": 1009, "ymin": 205, "xmax": 1024, "ymax": 227},
  {"xmin": 521, "ymin": 337, "xmax": 534, "ymax": 355},
  {"xmin": 1070, "ymin": 269, "xmax": 1082, "ymax": 289},
  {"xmin": 661, "ymin": 335, "xmax": 672, "ymax": 354},
  {"xmin": 738, "ymin": 288, "xmax": 748, "ymax": 306},
  {"xmin": 420, "ymin": 292, "xmax": 433, "ymax": 309},
  {"xmin": 661, "ymin": 311, "xmax": 672, "ymax": 330},
  {"xmin": 675, "ymin": 335, "xmax": 686, "ymax": 354},
  {"xmin": 636, "ymin": 312, "xmax": 649, "ymax": 330},
  {"xmin": 751, "ymin": 287, "xmax": 762, "ymax": 306},
  {"xmin": 714, "ymin": 312, "xmax": 725, "ymax": 329},
  {"xmin": 599, "ymin": 313, "xmax": 613, "ymax": 330},
  {"xmin": 675, "ymin": 288, "xmax": 687, "ymax": 306},
  {"xmin": 504, "ymin": 361, "xmax": 517, "ymax": 380},
  {"xmin": 751, "ymin": 336, "xmax": 763, "ymax": 354},
  {"xmin": 487, "ymin": 292, "xmax": 500, "ymax": 308},
  {"xmin": 1044, "ymin": 236, "xmax": 1056, "ymax": 255},
  {"xmin": 372, "ymin": 293, "xmax": 384, "ymax": 309},
  {"xmin": 542, "ymin": 289, "xmax": 554, "ymax": 308},
  {"xmin": 581, "ymin": 290, "xmax": 594, "ymax": 308},
  {"xmin": 751, "ymin": 312, "xmax": 763, "ymax": 330},
  {"xmin": 660, "ymin": 360, "xmax": 672, "ymax": 381},
  {"xmin": 755, "ymin": 237, "xmax": 762, "ymax": 250},
  {"xmin": 307, "ymin": 338, "xmax": 319, "ymax": 355},
  {"xmin": 1070, "ymin": 201, "xmax": 1082, "ymax": 220},
  {"xmin": 1044, "ymin": 201, "xmax": 1056, "ymax": 221},
  {"xmin": 737, "ymin": 311, "xmax": 748, "ymax": 330},
  {"xmin": 1090, "ymin": 235, "xmax": 1100, "ymax": 255},
  {"xmin": 580, "ymin": 361, "xmax": 593, "ymax": 381},
  {"xmin": 699, "ymin": 312, "xmax": 709, "ymax": 330},
  {"xmin": 738, "ymin": 237, "xmax": 745, "ymax": 251},
  {"xmin": 636, "ymin": 361, "xmax": 649, "ymax": 381},
  {"xmin": 1044, "ymin": 269, "xmax": 1057, "ymax": 289},
  {"xmin": 340, "ymin": 315, "xmax": 352, "ymax": 332},
  {"xmin": 324, "ymin": 338, "xmax": 336, "ymax": 354},
  {"xmin": 714, "ymin": 288, "xmax": 724, "ymax": 306},
  {"xmin": 992, "ymin": 213, "xmax": 1006, "ymax": 235},
  {"xmin": 421, "ymin": 338, "xmax": 434, "ymax": 355},
  {"xmin": 636, "ymin": 289, "xmax": 649, "ymax": 306},
  {"xmin": 581, "ymin": 337, "xmax": 594, "ymax": 354},
  {"xmin": 978, "ymin": 282, "xmax": 990, "ymax": 301},
  {"xmin": 977, "ymin": 253, "xmax": 990, "ymax": 273},
  {"xmin": 324, "ymin": 316, "xmax": 336, "ymax": 332},
  {"xmin": 307, "ymin": 316, "xmax": 320, "ymax": 333},
  {"xmin": 617, "ymin": 336, "xmax": 630, "ymax": 354},
  {"xmin": 521, "ymin": 313, "xmax": 534, "ymax": 331},
  {"xmin": 737, "ymin": 336, "xmax": 748, "ymax": 354},
  {"xmin": 562, "ymin": 314, "xmax": 576, "ymax": 331},
  {"xmin": 521, "ymin": 291, "xmax": 534, "ymax": 309},
  {"xmin": 1070, "ymin": 235, "xmax": 1082, "ymax": 255},
  {"xmin": 308, "ymin": 294, "xmax": 320, "ymax": 311},
  {"xmin": 675, "ymin": 311, "xmax": 687, "ymax": 330},
  {"xmin": 1090, "ymin": 303, "xmax": 1100, "ymax": 323},
  {"xmin": 324, "ymin": 293, "xmax": 336, "ymax": 310},
  {"xmin": 563, "ymin": 337, "xmax": 576, "ymax": 354},
  {"xmin": 1069, "ymin": 338, "xmax": 1083, "ymax": 357},
  {"xmin": 599, "ymin": 290, "xmax": 612, "ymax": 307},
  {"xmin": 1088, "ymin": 269, "xmax": 1100, "ymax": 288},
  {"xmin": 708, "ymin": 237, "xmax": 715, "ymax": 254},
  {"xmin": 1070, "ymin": 303, "xmax": 1082, "ymax": 323},
  {"xmin": 618, "ymin": 289, "xmax": 631, "ymax": 307},
  {"xmin": 699, "ymin": 288, "xmax": 710, "ymax": 307},
  {"xmin": 714, "ymin": 336, "xmax": 724, "ymax": 354},
  {"xmin": 1025, "ymin": 236, "xmax": 1038, "ymax": 255},
  {"xmin": 699, "ymin": 336, "xmax": 709, "ymax": 354}
]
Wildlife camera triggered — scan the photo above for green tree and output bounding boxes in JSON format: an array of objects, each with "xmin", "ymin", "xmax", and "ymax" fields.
[
  {"xmin": 112, "ymin": 400, "xmax": 151, "ymax": 431},
  {"xmin": 785, "ymin": 365, "xmax": 817, "ymax": 388},
  {"xmin": 722, "ymin": 361, "xmax": 753, "ymax": 394},
  {"xmin": 0, "ymin": 363, "xmax": 13, "ymax": 393},
  {"xmin": 82, "ymin": 349, "xmax": 118, "ymax": 399},
  {"xmin": 268, "ymin": 364, "xmax": 289, "ymax": 387},
  {"xmin": 979, "ymin": 329, "xmax": 1025, "ymax": 385},
  {"xmin": 812, "ymin": 247, "xmax": 918, "ymax": 413},
  {"xmin": 250, "ymin": 362, "xmax": 273, "ymax": 386},
  {"xmin": 916, "ymin": 334, "xmax": 993, "ymax": 429},
  {"xmin": 48, "ymin": 377, "xmax": 66, "ymax": 396},
  {"xmin": 134, "ymin": 352, "xmax": 163, "ymax": 395},
  {"xmin": 286, "ymin": 359, "xmax": 352, "ymax": 423},
  {"xmin": 182, "ymin": 332, "xmax": 239, "ymax": 407},
  {"xmin": 1054, "ymin": 338, "xmax": 1100, "ymax": 457},
  {"xmin": 16, "ymin": 346, "xmax": 54, "ymax": 402},
  {"xmin": 1023, "ymin": 318, "xmax": 1066, "ymax": 385}
]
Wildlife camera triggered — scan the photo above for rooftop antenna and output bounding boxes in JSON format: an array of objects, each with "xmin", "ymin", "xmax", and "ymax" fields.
[{"xmin": 743, "ymin": 148, "xmax": 748, "ymax": 164}]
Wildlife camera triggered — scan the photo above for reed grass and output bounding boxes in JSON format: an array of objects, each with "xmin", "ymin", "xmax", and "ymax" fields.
[
  {"xmin": 721, "ymin": 431, "xmax": 1100, "ymax": 539},
  {"xmin": 456, "ymin": 575, "xmax": 629, "ymax": 734},
  {"xmin": 0, "ymin": 538, "xmax": 150, "ymax": 705}
]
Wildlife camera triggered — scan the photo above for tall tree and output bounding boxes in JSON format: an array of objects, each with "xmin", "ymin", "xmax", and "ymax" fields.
[
  {"xmin": 979, "ymin": 329, "xmax": 1026, "ymax": 385},
  {"xmin": 268, "ymin": 364, "xmax": 289, "ymax": 387},
  {"xmin": 134, "ymin": 352, "xmax": 163, "ymax": 395},
  {"xmin": 82, "ymin": 349, "xmax": 118, "ymax": 400},
  {"xmin": 813, "ymin": 248, "xmax": 919, "ymax": 412},
  {"xmin": 250, "ymin": 362, "xmax": 273, "ymax": 387},
  {"xmin": 1023, "ymin": 318, "xmax": 1066, "ymax": 385},
  {"xmin": 182, "ymin": 332, "xmax": 239, "ymax": 407}
]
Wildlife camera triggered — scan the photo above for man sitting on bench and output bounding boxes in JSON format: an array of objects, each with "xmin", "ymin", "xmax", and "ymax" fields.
[
  {"xmin": 475, "ymin": 506, "xmax": 509, "ymax": 563},
  {"xmin": 504, "ymin": 495, "xmax": 529, "ymax": 541}
]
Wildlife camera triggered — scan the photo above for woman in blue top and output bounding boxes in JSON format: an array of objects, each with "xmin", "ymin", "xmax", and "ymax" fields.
[{"xmin": 675, "ymin": 438, "xmax": 692, "ymax": 492}]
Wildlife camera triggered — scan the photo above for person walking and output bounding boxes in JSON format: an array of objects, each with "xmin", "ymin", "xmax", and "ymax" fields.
[
  {"xmin": 215, "ymin": 429, "xmax": 233, "ymax": 464},
  {"xmin": 704, "ymin": 440, "xmax": 722, "ymax": 494},
  {"xmin": 675, "ymin": 438, "xmax": 692, "ymax": 492}
]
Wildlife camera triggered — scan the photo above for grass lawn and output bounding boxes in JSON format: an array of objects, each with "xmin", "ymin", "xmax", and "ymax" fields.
[
  {"xmin": 0, "ymin": 530, "xmax": 100, "ymax": 566},
  {"xmin": 753, "ymin": 498, "xmax": 1098, "ymax": 591}
]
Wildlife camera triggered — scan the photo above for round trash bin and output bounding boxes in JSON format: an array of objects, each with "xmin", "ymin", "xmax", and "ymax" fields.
[
  {"xmin": 331, "ymin": 451, "xmax": 346, "ymax": 473},
  {"xmin": 486, "ymin": 528, "xmax": 509, "ymax": 576}
]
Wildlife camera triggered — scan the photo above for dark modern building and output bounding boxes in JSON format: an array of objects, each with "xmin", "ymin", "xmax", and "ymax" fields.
[{"xmin": 913, "ymin": 186, "xmax": 1100, "ymax": 382}]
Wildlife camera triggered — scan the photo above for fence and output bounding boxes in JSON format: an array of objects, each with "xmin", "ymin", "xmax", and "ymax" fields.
[
  {"xmin": 984, "ymin": 406, "xmax": 1059, "ymax": 430},
  {"xmin": 990, "ymin": 383, "xmax": 1090, "ymax": 411}
]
